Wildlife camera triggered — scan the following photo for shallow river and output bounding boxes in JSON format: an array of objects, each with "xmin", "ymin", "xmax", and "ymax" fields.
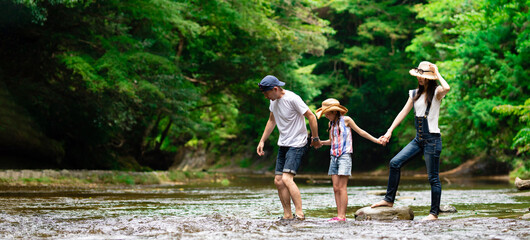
[{"xmin": 0, "ymin": 175, "xmax": 528, "ymax": 239}]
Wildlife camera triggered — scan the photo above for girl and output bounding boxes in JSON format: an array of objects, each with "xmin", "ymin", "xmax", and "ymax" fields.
[
  {"xmin": 371, "ymin": 61, "xmax": 450, "ymax": 221},
  {"xmin": 315, "ymin": 99, "xmax": 382, "ymax": 221}
]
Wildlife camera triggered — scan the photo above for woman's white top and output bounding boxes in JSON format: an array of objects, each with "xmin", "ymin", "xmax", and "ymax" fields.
[{"xmin": 409, "ymin": 86, "xmax": 444, "ymax": 133}]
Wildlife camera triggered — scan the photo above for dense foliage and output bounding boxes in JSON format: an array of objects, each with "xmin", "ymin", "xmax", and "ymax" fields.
[
  {"xmin": 0, "ymin": 0, "xmax": 527, "ymax": 176},
  {"xmin": 1, "ymin": 0, "xmax": 330, "ymax": 169}
]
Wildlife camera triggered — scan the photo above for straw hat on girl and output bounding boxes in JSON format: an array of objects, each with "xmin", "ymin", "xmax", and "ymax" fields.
[
  {"xmin": 409, "ymin": 61, "xmax": 438, "ymax": 80},
  {"xmin": 315, "ymin": 98, "xmax": 348, "ymax": 119}
]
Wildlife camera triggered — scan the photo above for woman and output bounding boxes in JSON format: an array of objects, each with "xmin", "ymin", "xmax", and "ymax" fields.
[
  {"xmin": 372, "ymin": 61, "xmax": 450, "ymax": 221},
  {"xmin": 315, "ymin": 98, "xmax": 382, "ymax": 222}
]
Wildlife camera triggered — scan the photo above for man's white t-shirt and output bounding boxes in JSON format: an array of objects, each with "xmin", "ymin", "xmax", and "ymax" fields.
[
  {"xmin": 409, "ymin": 86, "xmax": 444, "ymax": 133},
  {"xmin": 269, "ymin": 90, "xmax": 309, "ymax": 148}
]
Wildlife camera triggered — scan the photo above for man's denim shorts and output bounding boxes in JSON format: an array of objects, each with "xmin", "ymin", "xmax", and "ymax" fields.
[
  {"xmin": 328, "ymin": 153, "xmax": 352, "ymax": 176},
  {"xmin": 275, "ymin": 145, "xmax": 308, "ymax": 175}
]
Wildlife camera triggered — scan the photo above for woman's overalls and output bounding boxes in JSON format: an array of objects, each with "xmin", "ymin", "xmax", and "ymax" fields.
[{"xmin": 383, "ymin": 89, "xmax": 443, "ymax": 216}]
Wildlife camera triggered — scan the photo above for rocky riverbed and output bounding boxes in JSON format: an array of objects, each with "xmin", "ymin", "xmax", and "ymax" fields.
[{"xmin": 0, "ymin": 173, "xmax": 528, "ymax": 239}]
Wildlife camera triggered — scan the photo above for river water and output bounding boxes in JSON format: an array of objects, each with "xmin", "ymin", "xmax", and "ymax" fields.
[{"xmin": 0, "ymin": 174, "xmax": 528, "ymax": 239}]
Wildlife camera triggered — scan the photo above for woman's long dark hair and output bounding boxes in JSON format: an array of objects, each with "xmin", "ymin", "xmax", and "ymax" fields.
[{"xmin": 413, "ymin": 78, "xmax": 438, "ymax": 105}]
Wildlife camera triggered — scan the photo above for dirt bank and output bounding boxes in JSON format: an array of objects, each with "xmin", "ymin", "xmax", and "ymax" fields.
[{"xmin": 0, "ymin": 169, "xmax": 232, "ymax": 187}]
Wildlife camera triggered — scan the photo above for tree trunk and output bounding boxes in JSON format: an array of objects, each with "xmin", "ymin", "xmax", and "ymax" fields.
[
  {"xmin": 140, "ymin": 113, "xmax": 161, "ymax": 156},
  {"xmin": 155, "ymin": 119, "xmax": 173, "ymax": 151}
]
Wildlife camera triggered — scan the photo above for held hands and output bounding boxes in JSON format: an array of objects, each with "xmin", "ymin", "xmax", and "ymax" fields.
[
  {"xmin": 378, "ymin": 131, "xmax": 392, "ymax": 146},
  {"xmin": 377, "ymin": 136, "xmax": 386, "ymax": 146},
  {"xmin": 311, "ymin": 137, "xmax": 323, "ymax": 149}
]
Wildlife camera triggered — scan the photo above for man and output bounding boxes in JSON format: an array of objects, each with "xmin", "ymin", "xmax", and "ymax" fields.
[{"xmin": 256, "ymin": 75, "xmax": 322, "ymax": 220}]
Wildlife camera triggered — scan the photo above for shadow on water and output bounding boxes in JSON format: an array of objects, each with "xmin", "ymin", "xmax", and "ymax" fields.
[{"xmin": 0, "ymin": 174, "xmax": 528, "ymax": 239}]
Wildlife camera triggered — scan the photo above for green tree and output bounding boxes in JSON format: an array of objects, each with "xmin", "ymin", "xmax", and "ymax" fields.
[
  {"xmin": 0, "ymin": 0, "xmax": 331, "ymax": 169},
  {"xmin": 494, "ymin": 99, "xmax": 530, "ymax": 177}
]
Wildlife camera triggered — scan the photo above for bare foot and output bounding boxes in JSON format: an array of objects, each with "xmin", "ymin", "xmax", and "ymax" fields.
[
  {"xmin": 281, "ymin": 213, "xmax": 293, "ymax": 220},
  {"xmin": 421, "ymin": 214, "xmax": 438, "ymax": 221},
  {"xmin": 294, "ymin": 213, "xmax": 305, "ymax": 220},
  {"xmin": 371, "ymin": 200, "xmax": 393, "ymax": 208}
]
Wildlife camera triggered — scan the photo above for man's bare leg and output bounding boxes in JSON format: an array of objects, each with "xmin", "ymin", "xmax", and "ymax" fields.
[
  {"xmin": 281, "ymin": 173, "xmax": 304, "ymax": 219},
  {"xmin": 274, "ymin": 174, "xmax": 292, "ymax": 219}
]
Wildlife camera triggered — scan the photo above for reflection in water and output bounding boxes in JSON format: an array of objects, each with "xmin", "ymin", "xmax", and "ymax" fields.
[{"xmin": 0, "ymin": 175, "xmax": 528, "ymax": 239}]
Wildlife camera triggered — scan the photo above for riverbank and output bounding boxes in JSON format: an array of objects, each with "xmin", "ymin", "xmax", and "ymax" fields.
[
  {"xmin": 0, "ymin": 169, "xmax": 517, "ymax": 188},
  {"xmin": 0, "ymin": 169, "xmax": 234, "ymax": 187}
]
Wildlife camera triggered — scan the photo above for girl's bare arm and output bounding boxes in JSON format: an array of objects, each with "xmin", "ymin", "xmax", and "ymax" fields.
[{"xmin": 345, "ymin": 116, "xmax": 381, "ymax": 144}]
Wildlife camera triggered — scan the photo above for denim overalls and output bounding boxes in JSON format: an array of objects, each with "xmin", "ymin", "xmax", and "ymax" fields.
[{"xmin": 383, "ymin": 90, "xmax": 443, "ymax": 216}]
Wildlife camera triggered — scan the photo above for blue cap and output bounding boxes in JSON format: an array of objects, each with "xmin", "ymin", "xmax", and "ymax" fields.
[{"xmin": 258, "ymin": 75, "xmax": 285, "ymax": 92}]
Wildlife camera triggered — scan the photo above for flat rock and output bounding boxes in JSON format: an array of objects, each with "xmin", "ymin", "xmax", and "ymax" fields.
[
  {"xmin": 439, "ymin": 205, "xmax": 457, "ymax": 213},
  {"xmin": 507, "ymin": 191, "xmax": 530, "ymax": 197},
  {"xmin": 396, "ymin": 196, "xmax": 415, "ymax": 201},
  {"xmin": 366, "ymin": 190, "xmax": 399, "ymax": 196},
  {"xmin": 354, "ymin": 206, "xmax": 414, "ymax": 221},
  {"xmin": 521, "ymin": 213, "xmax": 530, "ymax": 220},
  {"xmin": 306, "ymin": 179, "xmax": 331, "ymax": 184}
]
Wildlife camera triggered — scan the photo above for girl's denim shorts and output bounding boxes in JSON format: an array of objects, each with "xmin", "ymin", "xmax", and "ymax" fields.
[{"xmin": 328, "ymin": 153, "xmax": 352, "ymax": 176}]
